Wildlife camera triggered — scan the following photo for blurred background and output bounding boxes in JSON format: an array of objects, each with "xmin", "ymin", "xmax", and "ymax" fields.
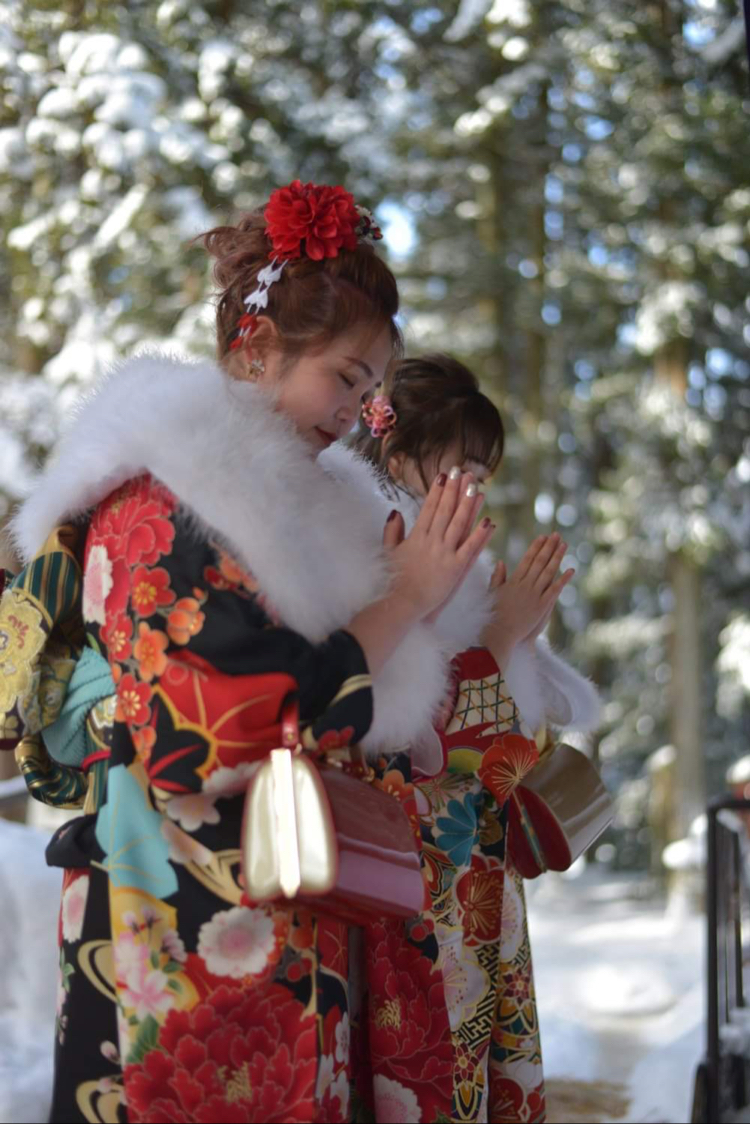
[{"xmin": 0, "ymin": 1, "xmax": 748, "ymax": 1121}]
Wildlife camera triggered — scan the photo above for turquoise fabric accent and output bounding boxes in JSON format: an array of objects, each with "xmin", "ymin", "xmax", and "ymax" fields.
[
  {"xmin": 95, "ymin": 764, "xmax": 179, "ymax": 898},
  {"xmin": 43, "ymin": 646, "xmax": 116, "ymax": 766}
]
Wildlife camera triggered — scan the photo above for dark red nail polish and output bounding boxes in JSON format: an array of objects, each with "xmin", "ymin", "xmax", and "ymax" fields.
[
  {"xmin": 482, "ymin": 517, "xmax": 492, "ymax": 529},
  {"xmin": 387, "ymin": 510, "xmax": 398, "ymax": 522},
  {"xmin": 437, "ymin": 473, "xmax": 447, "ymax": 487}
]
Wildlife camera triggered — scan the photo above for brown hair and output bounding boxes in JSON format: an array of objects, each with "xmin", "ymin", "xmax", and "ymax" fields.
[
  {"xmin": 200, "ymin": 207, "xmax": 402, "ymax": 361},
  {"xmin": 355, "ymin": 353, "xmax": 505, "ymax": 492}
]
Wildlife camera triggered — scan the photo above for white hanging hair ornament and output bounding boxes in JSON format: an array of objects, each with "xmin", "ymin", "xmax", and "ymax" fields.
[
  {"xmin": 229, "ymin": 180, "xmax": 384, "ymax": 351},
  {"xmin": 230, "ymin": 260, "xmax": 286, "ymax": 352}
]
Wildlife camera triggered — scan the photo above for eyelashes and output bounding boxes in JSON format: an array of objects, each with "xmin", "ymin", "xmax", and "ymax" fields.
[
  {"xmin": 339, "ymin": 373, "xmax": 370, "ymax": 403},
  {"xmin": 339, "ymin": 372, "xmax": 381, "ymax": 406}
]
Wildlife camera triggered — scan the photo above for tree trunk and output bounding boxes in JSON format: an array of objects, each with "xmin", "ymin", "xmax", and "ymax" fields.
[
  {"xmin": 653, "ymin": 0, "xmax": 706, "ymax": 851},
  {"xmin": 655, "ymin": 333, "xmax": 705, "ymax": 861},
  {"xmin": 520, "ymin": 87, "xmax": 549, "ymax": 546},
  {"xmin": 668, "ymin": 550, "xmax": 705, "ymax": 839}
]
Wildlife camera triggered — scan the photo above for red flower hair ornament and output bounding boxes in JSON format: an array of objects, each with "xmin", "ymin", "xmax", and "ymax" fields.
[{"xmin": 230, "ymin": 179, "xmax": 384, "ymax": 350}]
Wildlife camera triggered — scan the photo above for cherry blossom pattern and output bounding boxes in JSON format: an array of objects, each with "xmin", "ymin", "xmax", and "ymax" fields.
[
  {"xmin": 83, "ymin": 544, "xmax": 113, "ymax": 625},
  {"xmin": 131, "ymin": 566, "xmax": 175, "ymax": 618},
  {"xmin": 115, "ymin": 674, "xmax": 152, "ymax": 726},
  {"xmin": 372, "ymin": 1074, "xmax": 423, "ymax": 1124},
  {"xmin": 166, "ymin": 596, "xmax": 205, "ymax": 646},
  {"xmin": 164, "ymin": 791, "xmax": 220, "ymax": 832},
  {"xmin": 197, "ymin": 905, "xmax": 280, "ymax": 981},
  {"xmin": 60, "ymin": 871, "xmax": 90, "ymax": 944},
  {"xmin": 133, "ymin": 622, "xmax": 169, "ymax": 682}
]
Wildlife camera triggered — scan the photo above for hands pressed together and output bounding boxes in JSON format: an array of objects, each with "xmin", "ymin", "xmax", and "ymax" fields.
[
  {"xmin": 486, "ymin": 533, "xmax": 574, "ymax": 647},
  {"xmin": 384, "ymin": 467, "xmax": 493, "ymax": 620},
  {"xmin": 382, "ymin": 468, "xmax": 574, "ymax": 673}
]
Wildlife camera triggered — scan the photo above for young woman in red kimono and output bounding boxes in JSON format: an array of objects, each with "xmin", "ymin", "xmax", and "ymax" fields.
[
  {"xmin": 5, "ymin": 186, "xmax": 505, "ymax": 1124},
  {"xmin": 356, "ymin": 353, "xmax": 601, "ymax": 1124}
]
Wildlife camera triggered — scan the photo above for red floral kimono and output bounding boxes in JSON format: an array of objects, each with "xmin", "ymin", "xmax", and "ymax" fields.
[{"xmin": 416, "ymin": 648, "xmax": 546, "ymax": 1124}]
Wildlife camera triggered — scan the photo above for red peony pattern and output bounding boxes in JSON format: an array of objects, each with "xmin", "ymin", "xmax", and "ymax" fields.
[
  {"xmin": 365, "ymin": 919, "xmax": 453, "ymax": 1119},
  {"xmin": 87, "ymin": 475, "xmax": 176, "ymax": 617},
  {"xmin": 124, "ymin": 983, "xmax": 318, "ymax": 1124}
]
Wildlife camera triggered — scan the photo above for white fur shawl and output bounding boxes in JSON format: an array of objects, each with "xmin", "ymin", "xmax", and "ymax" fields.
[{"xmin": 10, "ymin": 352, "xmax": 599, "ymax": 764}]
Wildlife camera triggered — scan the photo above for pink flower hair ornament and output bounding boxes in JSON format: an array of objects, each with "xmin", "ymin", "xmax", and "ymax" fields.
[{"xmin": 362, "ymin": 395, "xmax": 397, "ymax": 439}]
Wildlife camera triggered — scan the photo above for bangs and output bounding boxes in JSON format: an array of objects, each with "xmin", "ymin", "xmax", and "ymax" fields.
[
  {"xmin": 453, "ymin": 395, "xmax": 504, "ymax": 474},
  {"xmin": 283, "ymin": 275, "xmax": 403, "ymax": 363}
]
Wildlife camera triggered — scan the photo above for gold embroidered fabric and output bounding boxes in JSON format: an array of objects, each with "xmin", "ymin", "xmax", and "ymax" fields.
[
  {"xmin": 0, "ymin": 525, "xmax": 83, "ymax": 744},
  {"xmin": 0, "ymin": 588, "xmax": 50, "ymax": 730},
  {"xmin": 1, "ymin": 524, "xmax": 89, "ymax": 806}
]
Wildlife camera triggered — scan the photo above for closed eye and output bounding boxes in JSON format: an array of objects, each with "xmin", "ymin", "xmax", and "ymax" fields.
[{"xmin": 339, "ymin": 373, "xmax": 356, "ymax": 390}]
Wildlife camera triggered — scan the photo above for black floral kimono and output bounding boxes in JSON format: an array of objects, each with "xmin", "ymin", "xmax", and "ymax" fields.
[{"xmin": 46, "ymin": 471, "xmax": 403, "ymax": 1124}]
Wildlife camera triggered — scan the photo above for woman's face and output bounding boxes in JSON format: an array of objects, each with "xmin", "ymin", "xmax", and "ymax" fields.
[
  {"xmin": 390, "ymin": 441, "xmax": 491, "ymax": 498},
  {"xmin": 234, "ymin": 323, "xmax": 392, "ymax": 457}
]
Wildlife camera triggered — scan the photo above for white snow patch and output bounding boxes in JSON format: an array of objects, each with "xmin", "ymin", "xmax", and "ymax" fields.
[
  {"xmin": 36, "ymin": 87, "xmax": 79, "ymax": 118},
  {"xmin": 717, "ymin": 613, "xmax": 750, "ymax": 717},
  {"xmin": 0, "ymin": 819, "xmax": 61, "ymax": 1124},
  {"xmin": 93, "ymin": 184, "xmax": 149, "ymax": 250},
  {"xmin": 527, "ymin": 867, "xmax": 704, "ymax": 1124}
]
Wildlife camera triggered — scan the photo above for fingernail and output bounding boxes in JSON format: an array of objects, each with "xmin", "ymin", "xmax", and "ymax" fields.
[
  {"xmin": 448, "ymin": 466, "xmax": 461, "ymax": 481},
  {"xmin": 481, "ymin": 517, "xmax": 493, "ymax": 529},
  {"xmin": 466, "ymin": 483, "xmax": 477, "ymax": 498},
  {"xmin": 387, "ymin": 510, "xmax": 398, "ymax": 522},
  {"xmin": 437, "ymin": 473, "xmax": 447, "ymax": 487}
]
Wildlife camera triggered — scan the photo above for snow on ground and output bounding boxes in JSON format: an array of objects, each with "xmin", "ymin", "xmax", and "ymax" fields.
[
  {"xmin": 527, "ymin": 864, "xmax": 705, "ymax": 1124},
  {"xmin": 0, "ymin": 815, "xmax": 706, "ymax": 1124},
  {"xmin": 0, "ymin": 819, "xmax": 61, "ymax": 1124}
]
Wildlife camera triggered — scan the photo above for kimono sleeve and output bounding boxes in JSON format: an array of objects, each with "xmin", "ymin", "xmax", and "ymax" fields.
[
  {"xmin": 439, "ymin": 647, "xmax": 542, "ymax": 807},
  {"xmin": 87, "ymin": 476, "xmax": 372, "ymax": 797}
]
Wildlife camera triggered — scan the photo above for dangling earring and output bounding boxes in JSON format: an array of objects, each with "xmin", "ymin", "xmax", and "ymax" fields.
[{"xmin": 248, "ymin": 357, "xmax": 265, "ymax": 381}]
